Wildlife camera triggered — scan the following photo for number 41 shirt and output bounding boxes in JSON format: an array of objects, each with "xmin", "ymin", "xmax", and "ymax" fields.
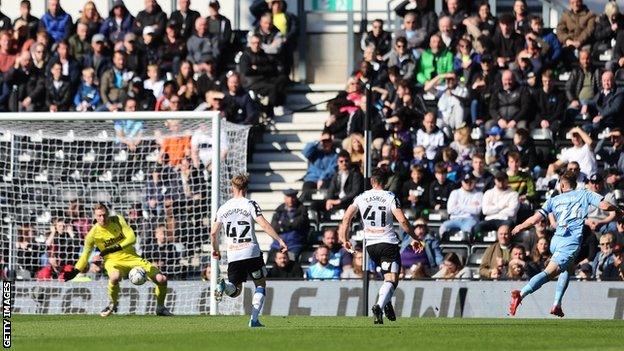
[
  {"xmin": 353, "ymin": 189, "xmax": 401, "ymax": 247},
  {"xmin": 216, "ymin": 197, "xmax": 262, "ymax": 262}
]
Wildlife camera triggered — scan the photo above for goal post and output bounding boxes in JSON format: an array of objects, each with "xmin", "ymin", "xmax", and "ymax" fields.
[{"xmin": 0, "ymin": 111, "xmax": 248, "ymax": 315}]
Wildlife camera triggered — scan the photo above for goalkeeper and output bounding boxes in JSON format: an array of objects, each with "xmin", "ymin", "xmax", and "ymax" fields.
[{"xmin": 65, "ymin": 203, "xmax": 173, "ymax": 317}]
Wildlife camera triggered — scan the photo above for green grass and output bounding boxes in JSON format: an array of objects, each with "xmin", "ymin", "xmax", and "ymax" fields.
[{"xmin": 10, "ymin": 315, "xmax": 624, "ymax": 351}]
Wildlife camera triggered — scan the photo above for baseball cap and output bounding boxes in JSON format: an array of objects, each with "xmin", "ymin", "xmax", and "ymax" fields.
[
  {"xmin": 142, "ymin": 26, "xmax": 155, "ymax": 36},
  {"xmin": 588, "ymin": 173, "xmax": 604, "ymax": 183},
  {"xmin": 462, "ymin": 173, "xmax": 476, "ymax": 182},
  {"xmin": 283, "ymin": 189, "xmax": 298, "ymax": 197},
  {"xmin": 124, "ymin": 32, "xmax": 137, "ymax": 42},
  {"xmin": 487, "ymin": 126, "xmax": 504, "ymax": 137},
  {"xmin": 91, "ymin": 33, "xmax": 105, "ymax": 44}
]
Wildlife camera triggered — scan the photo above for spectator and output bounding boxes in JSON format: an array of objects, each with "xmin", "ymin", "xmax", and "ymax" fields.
[
  {"xmin": 468, "ymin": 53, "xmax": 500, "ymax": 125},
  {"xmin": 187, "ymin": 17, "xmax": 220, "ymax": 69},
  {"xmin": 190, "ymin": 121, "xmax": 228, "ymax": 170},
  {"xmin": 479, "ymin": 224, "xmax": 512, "ymax": 279},
  {"xmin": 585, "ymin": 173, "xmax": 618, "ymax": 235},
  {"xmin": 99, "ymin": 50, "xmax": 133, "ymax": 112},
  {"xmin": 488, "ymin": 69, "xmax": 530, "ymax": 131},
  {"xmin": 439, "ymin": 173, "xmax": 483, "ymax": 237},
  {"xmin": 506, "ymin": 151, "xmax": 537, "ymax": 208},
  {"xmin": 128, "ymin": 76, "xmax": 156, "ymax": 111},
  {"xmin": 431, "ymin": 252, "xmax": 471, "ymax": 279},
  {"xmin": 159, "ymin": 119, "xmax": 191, "ymax": 167},
  {"xmin": 75, "ymin": 1, "xmax": 103, "ymax": 41},
  {"xmin": 251, "ymin": 12, "xmax": 285, "ymax": 67},
  {"xmin": 547, "ymin": 127, "xmax": 597, "ymax": 178},
  {"xmin": 592, "ymin": 233, "xmax": 619, "ymax": 280},
  {"xmin": 315, "ymin": 229, "xmax": 352, "ymax": 270},
  {"xmin": 401, "ymin": 218, "xmax": 444, "ymax": 275},
  {"xmin": 532, "ymin": 70, "xmax": 566, "ymax": 135},
  {"xmin": 518, "ymin": 217, "xmax": 553, "ymax": 255},
  {"xmin": 0, "ymin": 30, "xmax": 15, "ymax": 74},
  {"xmin": 428, "ymin": 72, "xmax": 468, "ymax": 133},
  {"xmin": 270, "ymin": 189, "xmax": 309, "ymax": 262},
  {"xmin": 491, "ymin": 13, "xmax": 524, "ymax": 68},
  {"xmin": 134, "ymin": 0, "xmax": 167, "ymax": 43},
  {"xmin": 40, "ymin": 0, "xmax": 72, "ymax": 43},
  {"xmin": 306, "ymin": 245, "xmax": 340, "ymax": 280},
  {"xmin": 114, "ymin": 98, "xmax": 146, "ymax": 182},
  {"xmin": 36, "ymin": 254, "xmax": 71, "ymax": 281},
  {"xmin": 526, "ymin": 15, "xmax": 561, "ymax": 68},
  {"xmin": 440, "ymin": 0, "xmax": 468, "ymax": 32},
  {"xmin": 45, "ymin": 40, "xmax": 81, "ymax": 87},
  {"xmin": 45, "ymin": 61, "xmax": 72, "ymax": 112},
  {"xmin": 264, "ymin": 0, "xmax": 298, "ymax": 75},
  {"xmin": 428, "ymin": 162, "xmax": 454, "ymax": 211},
  {"xmin": 15, "ymin": 224, "xmax": 44, "ymax": 278},
  {"xmin": 387, "ymin": 37, "xmax": 416, "ymax": 81},
  {"xmin": 507, "ymin": 128, "xmax": 538, "ymax": 172},
  {"xmin": 267, "ymin": 251, "xmax": 303, "ymax": 279},
  {"xmin": 301, "ymin": 132, "xmax": 338, "ymax": 200},
  {"xmin": 45, "ymin": 218, "xmax": 81, "ymax": 266},
  {"xmin": 416, "ymin": 34, "xmax": 453, "ymax": 86},
  {"xmin": 584, "ymin": 70, "xmax": 624, "ymax": 134},
  {"xmin": 341, "ymin": 250, "xmax": 364, "ymax": 279},
  {"xmin": 68, "ymin": 22, "xmax": 91, "ymax": 64},
  {"xmin": 393, "ymin": 12, "xmax": 426, "ymax": 53},
  {"xmin": 170, "ymin": 0, "xmax": 200, "ymax": 41},
  {"xmin": 505, "ymin": 244, "xmax": 529, "ymax": 280},
  {"xmin": 593, "ymin": 2, "xmax": 622, "ymax": 64},
  {"xmin": 160, "ymin": 20, "xmax": 187, "ymax": 74},
  {"xmin": 564, "ymin": 50, "xmax": 599, "ymax": 128},
  {"xmin": 468, "ymin": 153, "xmax": 494, "ymax": 192},
  {"xmin": 82, "ymin": 33, "xmax": 112, "ymax": 79},
  {"xmin": 415, "ymin": 112, "xmax": 445, "ymax": 161},
  {"xmin": 474, "ymin": 172, "xmax": 519, "ymax": 237},
  {"xmin": 195, "ymin": 57, "xmax": 219, "ymax": 97},
  {"xmin": 556, "ymin": 0, "xmax": 596, "ymax": 68},
  {"xmin": 74, "ymin": 68, "xmax": 100, "ymax": 112},
  {"xmin": 320, "ymin": 151, "xmax": 364, "ymax": 219},
  {"xmin": 401, "ymin": 165, "xmax": 430, "ymax": 216},
  {"xmin": 144, "ymin": 64, "xmax": 164, "ymax": 98},
  {"xmin": 512, "ymin": 0, "xmax": 530, "ymax": 35},
  {"xmin": 12, "ymin": 19, "xmax": 31, "ymax": 54},
  {"xmin": 141, "ymin": 26, "xmax": 162, "ymax": 68},
  {"xmin": 463, "ymin": 2, "xmax": 497, "ymax": 43},
  {"xmin": 527, "ymin": 237, "xmax": 551, "ymax": 277},
  {"xmin": 206, "ymin": 0, "xmax": 232, "ymax": 50},
  {"xmin": 5, "ymin": 51, "xmax": 44, "ymax": 112},
  {"xmin": 100, "ymin": 0, "xmax": 135, "ymax": 46},
  {"xmin": 121, "ymin": 32, "xmax": 145, "ymax": 78},
  {"xmin": 453, "ymin": 37, "xmax": 477, "ymax": 82},
  {"xmin": 13, "ymin": 1, "xmax": 40, "ymax": 40},
  {"xmin": 223, "ymin": 71, "xmax": 259, "ymax": 125},
  {"xmin": 596, "ymin": 128, "xmax": 624, "ymax": 174},
  {"xmin": 484, "ymin": 126, "xmax": 506, "ymax": 167},
  {"xmin": 449, "ymin": 126, "xmax": 476, "ymax": 170},
  {"xmin": 394, "ymin": 0, "xmax": 438, "ymax": 41},
  {"xmin": 344, "ymin": 132, "xmax": 365, "ymax": 172},
  {"xmin": 361, "ymin": 19, "xmax": 392, "ymax": 58},
  {"xmin": 437, "ymin": 15, "xmax": 459, "ymax": 51}
]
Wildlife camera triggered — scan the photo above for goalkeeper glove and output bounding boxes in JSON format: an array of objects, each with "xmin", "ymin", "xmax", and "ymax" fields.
[
  {"xmin": 100, "ymin": 244, "xmax": 122, "ymax": 257},
  {"xmin": 63, "ymin": 267, "xmax": 81, "ymax": 281}
]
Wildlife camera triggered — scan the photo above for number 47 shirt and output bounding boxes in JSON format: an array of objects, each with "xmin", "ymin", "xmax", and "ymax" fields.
[
  {"xmin": 353, "ymin": 189, "xmax": 401, "ymax": 247},
  {"xmin": 216, "ymin": 197, "xmax": 263, "ymax": 262}
]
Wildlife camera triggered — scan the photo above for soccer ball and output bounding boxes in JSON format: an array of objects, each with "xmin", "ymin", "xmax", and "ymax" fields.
[{"xmin": 128, "ymin": 267, "xmax": 147, "ymax": 285}]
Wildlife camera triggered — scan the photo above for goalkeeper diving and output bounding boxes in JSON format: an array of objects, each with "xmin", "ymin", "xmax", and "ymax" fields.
[{"xmin": 65, "ymin": 203, "xmax": 173, "ymax": 317}]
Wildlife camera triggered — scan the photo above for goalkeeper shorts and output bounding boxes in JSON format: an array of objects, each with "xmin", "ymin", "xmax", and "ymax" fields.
[{"xmin": 104, "ymin": 253, "xmax": 161, "ymax": 280}]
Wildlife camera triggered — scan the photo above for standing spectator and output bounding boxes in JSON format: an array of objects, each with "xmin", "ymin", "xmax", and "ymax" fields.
[
  {"xmin": 40, "ymin": 0, "xmax": 72, "ymax": 43},
  {"xmin": 416, "ymin": 34, "xmax": 453, "ymax": 86},
  {"xmin": 488, "ymin": 69, "xmax": 530, "ymax": 131},
  {"xmin": 170, "ymin": 0, "xmax": 200, "ymax": 41},
  {"xmin": 361, "ymin": 19, "xmax": 392, "ymax": 58},
  {"xmin": 99, "ymin": 0, "xmax": 135, "ymax": 44},
  {"xmin": 415, "ymin": 112, "xmax": 445, "ymax": 161},
  {"xmin": 564, "ymin": 49, "xmax": 599, "ymax": 128},
  {"xmin": 591, "ymin": 233, "xmax": 619, "ymax": 280},
  {"xmin": 527, "ymin": 237, "xmax": 551, "ymax": 277},
  {"xmin": 99, "ymin": 50, "xmax": 133, "ymax": 112},
  {"xmin": 321, "ymin": 151, "xmax": 364, "ymax": 217},
  {"xmin": 491, "ymin": 13, "xmax": 524, "ymax": 69},
  {"xmin": 401, "ymin": 218, "xmax": 444, "ymax": 276},
  {"xmin": 592, "ymin": 1, "xmax": 622, "ymax": 64},
  {"xmin": 301, "ymin": 133, "xmax": 339, "ymax": 199},
  {"xmin": 159, "ymin": 119, "xmax": 191, "ymax": 167},
  {"xmin": 532, "ymin": 70, "xmax": 566, "ymax": 135},
  {"xmin": 556, "ymin": 0, "xmax": 596, "ymax": 68},
  {"xmin": 265, "ymin": 0, "xmax": 298, "ymax": 75},
  {"xmin": 13, "ymin": 1, "xmax": 39, "ymax": 40},
  {"xmin": 439, "ymin": 173, "xmax": 483, "ymax": 237},
  {"xmin": 393, "ymin": 12, "xmax": 427, "ymax": 53},
  {"xmin": 394, "ymin": 0, "xmax": 438, "ymax": 41},
  {"xmin": 74, "ymin": 67, "xmax": 100, "ymax": 111},
  {"xmin": 68, "ymin": 22, "xmax": 91, "ymax": 64},
  {"xmin": 479, "ymin": 224, "xmax": 512, "ymax": 279},
  {"xmin": 82, "ymin": 34, "xmax": 111, "ymax": 79},
  {"xmin": 134, "ymin": 0, "xmax": 167, "ymax": 43},
  {"xmin": 45, "ymin": 40, "xmax": 81, "ymax": 87},
  {"xmin": 206, "ymin": 0, "xmax": 232, "ymax": 52},
  {"xmin": 431, "ymin": 252, "xmax": 471, "ymax": 279},
  {"xmin": 5, "ymin": 51, "xmax": 44, "ymax": 112},
  {"xmin": 547, "ymin": 127, "xmax": 597, "ymax": 178},
  {"xmin": 306, "ymin": 245, "xmax": 340, "ymax": 280},
  {"xmin": 474, "ymin": 172, "xmax": 519, "ymax": 237},
  {"xmin": 160, "ymin": 20, "xmax": 187, "ymax": 74},
  {"xmin": 428, "ymin": 162, "xmax": 454, "ymax": 211},
  {"xmin": 270, "ymin": 189, "xmax": 309, "ymax": 261},
  {"xmin": 45, "ymin": 61, "xmax": 72, "ymax": 111},
  {"xmin": 267, "ymin": 251, "xmax": 303, "ymax": 279},
  {"xmin": 186, "ymin": 17, "xmax": 220, "ymax": 68},
  {"xmin": 75, "ymin": 1, "xmax": 103, "ymax": 41}
]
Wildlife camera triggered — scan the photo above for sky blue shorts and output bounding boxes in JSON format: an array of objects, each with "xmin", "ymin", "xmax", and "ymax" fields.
[{"xmin": 550, "ymin": 235, "xmax": 580, "ymax": 271}]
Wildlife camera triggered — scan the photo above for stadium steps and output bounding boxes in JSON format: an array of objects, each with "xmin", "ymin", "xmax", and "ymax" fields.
[{"xmin": 249, "ymin": 83, "xmax": 340, "ymax": 251}]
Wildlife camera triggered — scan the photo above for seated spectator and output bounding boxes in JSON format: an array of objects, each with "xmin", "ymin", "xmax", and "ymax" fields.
[
  {"xmin": 251, "ymin": 12, "xmax": 285, "ymax": 68},
  {"xmin": 468, "ymin": 54, "xmax": 500, "ymax": 125},
  {"xmin": 401, "ymin": 218, "xmax": 443, "ymax": 275},
  {"xmin": 190, "ymin": 121, "xmax": 228, "ymax": 171},
  {"xmin": 484, "ymin": 126, "xmax": 506, "ymax": 167},
  {"xmin": 171, "ymin": 0, "xmax": 201, "ymax": 41},
  {"xmin": 141, "ymin": 26, "xmax": 161, "ymax": 68},
  {"xmin": 195, "ymin": 58, "xmax": 220, "ymax": 98},
  {"xmin": 15, "ymin": 224, "xmax": 44, "ymax": 278},
  {"xmin": 306, "ymin": 245, "xmax": 340, "ymax": 280},
  {"xmin": 100, "ymin": 0, "xmax": 134, "ymax": 44},
  {"xmin": 267, "ymin": 251, "xmax": 303, "ymax": 279},
  {"xmin": 395, "ymin": 0, "xmax": 438, "ymax": 40},
  {"xmin": 526, "ymin": 15, "xmax": 561, "ymax": 68},
  {"xmin": 415, "ymin": 112, "xmax": 445, "ymax": 160},
  {"xmin": 453, "ymin": 37, "xmax": 477, "ymax": 82},
  {"xmin": 596, "ymin": 128, "xmax": 624, "ymax": 174},
  {"xmin": 449, "ymin": 125, "xmax": 476, "ymax": 170},
  {"xmin": 82, "ymin": 34, "xmax": 111, "ymax": 79},
  {"xmin": 128, "ymin": 77, "xmax": 156, "ymax": 111},
  {"xmin": 479, "ymin": 224, "xmax": 512, "ymax": 279},
  {"xmin": 344, "ymin": 132, "xmax": 365, "ymax": 172},
  {"xmin": 431, "ymin": 252, "xmax": 471, "ymax": 279},
  {"xmin": 563, "ymin": 49, "xmax": 599, "ymax": 129},
  {"xmin": 585, "ymin": 173, "xmax": 618, "ymax": 234},
  {"xmin": 392, "ymin": 80, "xmax": 427, "ymax": 122},
  {"xmin": 513, "ymin": 43, "xmax": 543, "ymax": 86},
  {"xmin": 547, "ymin": 127, "xmax": 597, "ymax": 178},
  {"xmin": 393, "ymin": 12, "xmax": 426, "ymax": 54},
  {"xmin": 512, "ymin": 0, "xmax": 530, "ymax": 35},
  {"xmin": 439, "ymin": 173, "xmax": 483, "ymax": 237},
  {"xmin": 341, "ymin": 250, "xmax": 364, "ymax": 279},
  {"xmin": 320, "ymin": 151, "xmax": 364, "ymax": 219},
  {"xmin": 440, "ymin": 0, "xmax": 468, "ymax": 33},
  {"xmin": 584, "ymin": 70, "xmax": 624, "ymax": 134},
  {"xmin": 488, "ymin": 69, "xmax": 530, "ymax": 131},
  {"xmin": 531, "ymin": 70, "xmax": 566, "ymax": 136},
  {"xmin": 361, "ymin": 19, "xmax": 392, "ymax": 58},
  {"xmin": 40, "ymin": 0, "xmax": 72, "ymax": 43},
  {"xmin": 387, "ymin": 37, "xmax": 416, "ymax": 80},
  {"xmin": 593, "ymin": 2, "xmax": 622, "ymax": 64},
  {"xmin": 474, "ymin": 171, "xmax": 519, "ymax": 238},
  {"xmin": 426, "ymin": 72, "xmax": 468, "ymax": 134},
  {"xmin": 68, "ymin": 22, "xmax": 91, "ymax": 64},
  {"xmin": 36, "ymin": 254, "xmax": 73, "ymax": 281},
  {"xmin": 505, "ymin": 244, "xmax": 529, "ymax": 280},
  {"xmin": 155, "ymin": 80, "xmax": 177, "ymax": 111},
  {"xmin": 224, "ymin": 71, "xmax": 260, "ymax": 125},
  {"xmin": 14, "ymin": 1, "xmax": 40, "ymax": 40},
  {"xmin": 401, "ymin": 165, "xmax": 430, "ymax": 217},
  {"xmin": 313, "ymin": 229, "xmax": 353, "ymax": 273},
  {"xmin": 45, "ymin": 218, "xmax": 81, "ymax": 266},
  {"xmin": 270, "ymin": 189, "xmax": 309, "ymax": 261},
  {"xmin": 187, "ymin": 17, "xmax": 220, "ymax": 68},
  {"xmin": 591, "ymin": 233, "xmax": 620, "ymax": 280},
  {"xmin": 121, "ymin": 32, "xmax": 145, "ymax": 77},
  {"xmin": 134, "ymin": 0, "xmax": 167, "ymax": 43},
  {"xmin": 45, "ymin": 61, "xmax": 72, "ymax": 112},
  {"xmin": 416, "ymin": 34, "xmax": 453, "ymax": 86},
  {"xmin": 556, "ymin": 0, "xmax": 596, "ymax": 68},
  {"xmin": 5, "ymin": 51, "xmax": 44, "ymax": 111},
  {"xmin": 428, "ymin": 162, "xmax": 454, "ymax": 211},
  {"xmin": 143, "ymin": 64, "xmax": 164, "ymax": 98},
  {"xmin": 160, "ymin": 20, "xmax": 187, "ymax": 74},
  {"xmin": 301, "ymin": 132, "xmax": 338, "ymax": 200},
  {"xmin": 518, "ymin": 217, "xmax": 553, "ymax": 253},
  {"xmin": 506, "ymin": 151, "xmax": 537, "ymax": 216},
  {"xmin": 99, "ymin": 50, "xmax": 133, "ymax": 112},
  {"xmin": 527, "ymin": 237, "xmax": 551, "ymax": 277},
  {"xmin": 159, "ymin": 119, "xmax": 191, "ymax": 167},
  {"xmin": 506, "ymin": 128, "xmax": 538, "ymax": 172},
  {"xmin": 113, "ymin": 99, "xmax": 146, "ymax": 181},
  {"xmin": 491, "ymin": 13, "xmax": 524, "ymax": 69},
  {"xmin": 31, "ymin": 33, "xmax": 51, "ymax": 70},
  {"xmin": 0, "ymin": 31, "xmax": 15, "ymax": 74},
  {"xmin": 45, "ymin": 39, "xmax": 81, "ymax": 87},
  {"xmin": 441, "ymin": 146, "xmax": 462, "ymax": 182},
  {"xmin": 469, "ymin": 153, "xmax": 494, "ymax": 192},
  {"xmin": 437, "ymin": 15, "xmax": 459, "ymax": 51}
]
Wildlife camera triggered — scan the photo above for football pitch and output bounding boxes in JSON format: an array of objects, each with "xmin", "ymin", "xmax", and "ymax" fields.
[{"xmin": 10, "ymin": 315, "xmax": 624, "ymax": 351}]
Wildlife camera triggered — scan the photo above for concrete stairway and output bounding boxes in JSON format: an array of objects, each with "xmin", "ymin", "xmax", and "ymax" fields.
[{"xmin": 248, "ymin": 84, "xmax": 342, "ymax": 251}]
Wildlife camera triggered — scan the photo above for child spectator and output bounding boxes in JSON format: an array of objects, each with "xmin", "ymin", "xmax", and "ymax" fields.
[
  {"xmin": 73, "ymin": 67, "xmax": 100, "ymax": 111},
  {"xmin": 144, "ymin": 64, "xmax": 164, "ymax": 98},
  {"xmin": 484, "ymin": 126, "xmax": 506, "ymax": 167}
]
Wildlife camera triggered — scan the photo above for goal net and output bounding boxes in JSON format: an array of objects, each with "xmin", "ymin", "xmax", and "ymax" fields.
[{"xmin": 0, "ymin": 111, "xmax": 248, "ymax": 315}]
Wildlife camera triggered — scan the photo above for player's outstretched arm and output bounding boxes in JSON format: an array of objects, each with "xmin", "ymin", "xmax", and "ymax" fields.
[
  {"xmin": 392, "ymin": 208, "xmax": 423, "ymax": 253},
  {"xmin": 598, "ymin": 200, "xmax": 623, "ymax": 219},
  {"xmin": 210, "ymin": 221, "xmax": 223, "ymax": 258},
  {"xmin": 256, "ymin": 215, "xmax": 288, "ymax": 253},
  {"xmin": 65, "ymin": 232, "xmax": 95, "ymax": 281},
  {"xmin": 339, "ymin": 204, "xmax": 358, "ymax": 252},
  {"xmin": 512, "ymin": 211, "xmax": 545, "ymax": 236}
]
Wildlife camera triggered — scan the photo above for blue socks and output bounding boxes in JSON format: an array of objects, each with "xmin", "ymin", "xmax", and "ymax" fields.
[
  {"xmin": 553, "ymin": 271, "xmax": 570, "ymax": 307},
  {"xmin": 251, "ymin": 286, "xmax": 266, "ymax": 322},
  {"xmin": 520, "ymin": 271, "xmax": 549, "ymax": 298}
]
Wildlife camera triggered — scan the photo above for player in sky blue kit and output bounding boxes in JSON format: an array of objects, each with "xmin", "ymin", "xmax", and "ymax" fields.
[{"xmin": 509, "ymin": 171, "xmax": 622, "ymax": 317}]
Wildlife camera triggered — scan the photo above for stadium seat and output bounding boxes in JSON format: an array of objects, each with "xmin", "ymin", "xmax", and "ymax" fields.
[
  {"xmin": 468, "ymin": 244, "xmax": 490, "ymax": 267},
  {"xmin": 440, "ymin": 244, "xmax": 470, "ymax": 266},
  {"xmin": 299, "ymin": 250, "xmax": 315, "ymax": 265}
]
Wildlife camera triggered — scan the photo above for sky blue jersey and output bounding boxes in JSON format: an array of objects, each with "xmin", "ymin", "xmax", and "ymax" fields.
[{"xmin": 537, "ymin": 189, "xmax": 603, "ymax": 242}]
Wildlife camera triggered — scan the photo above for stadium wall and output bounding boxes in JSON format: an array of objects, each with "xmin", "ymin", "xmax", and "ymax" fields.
[{"xmin": 10, "ymin": 281, "xmax": 624, "ymax": 319}]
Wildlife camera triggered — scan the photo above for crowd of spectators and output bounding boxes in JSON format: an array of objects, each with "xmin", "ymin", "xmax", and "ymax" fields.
[{"xmin": 268, "ymin": 0, "xmax": 624, "ymax": 281}]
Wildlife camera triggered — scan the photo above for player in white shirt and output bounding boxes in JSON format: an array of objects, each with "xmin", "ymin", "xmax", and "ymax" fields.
[
  {"xmin": 338, "ymin": 168, "xmax": 423, "ymax": 324},
  {"xmin": 211, "ymin": 174, "xmax": 287, "ymax": 327}
]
